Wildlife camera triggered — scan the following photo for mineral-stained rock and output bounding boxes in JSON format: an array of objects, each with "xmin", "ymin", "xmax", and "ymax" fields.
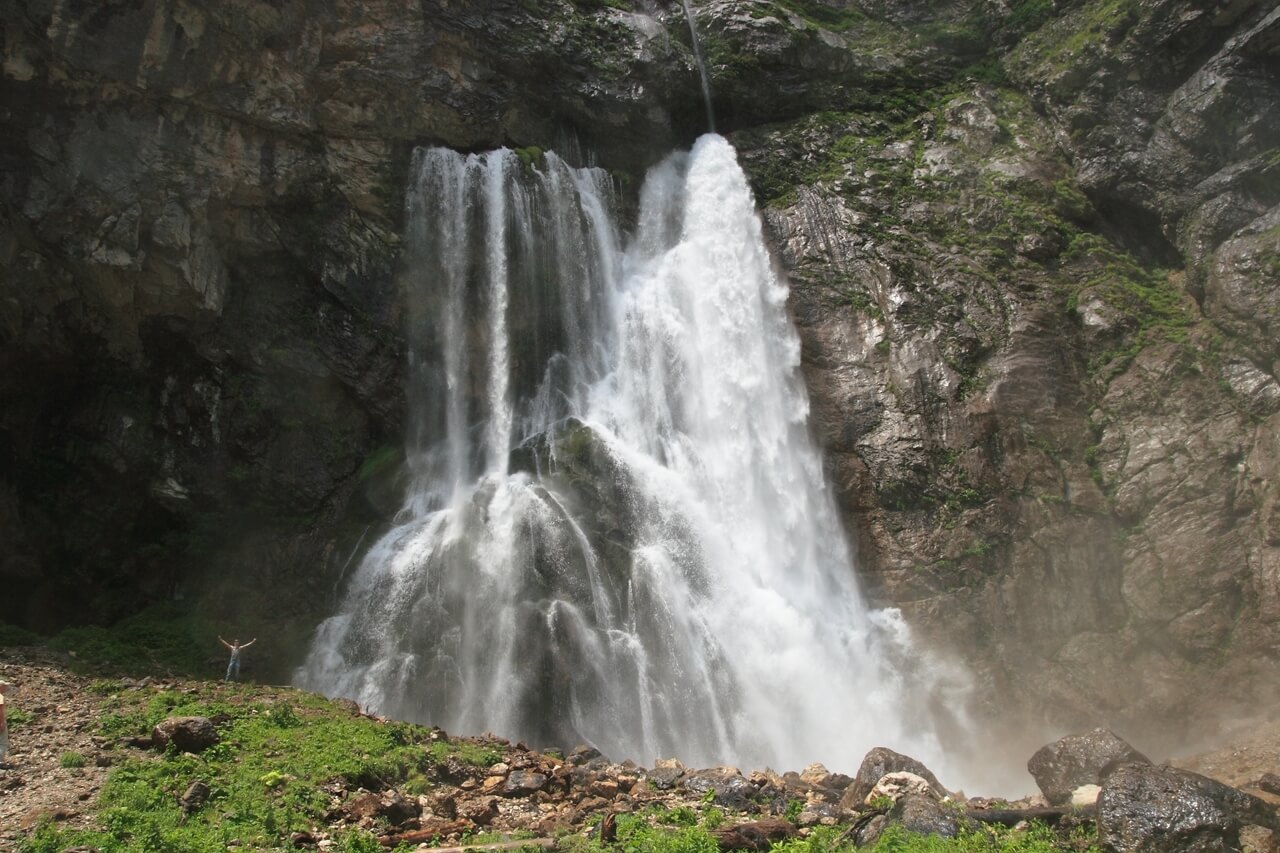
[
  {"xmin": 151, "ymin": 716, "xmax": 218, "ymax": 754},
  {"xmin": 1027, "ymin": 729, "xmax": 1150, "ymax": 806},
  {"xmin": 1098, "ymin": 764, "xmax": 1280, "ymax": 853},
  {"xmin": 840, "ymin": 748, "xmax": 947, "ymax": 810}
]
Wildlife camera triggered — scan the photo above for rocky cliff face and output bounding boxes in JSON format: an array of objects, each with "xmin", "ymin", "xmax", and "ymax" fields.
[{"xmin": 2, "ymin": 0, "xmax": 1277, "ymax": 749}]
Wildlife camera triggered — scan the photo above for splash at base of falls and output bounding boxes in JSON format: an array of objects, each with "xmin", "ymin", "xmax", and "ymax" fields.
[{"xmin": 297, "ymin": 135, "xmax": 971, "ymax": 780}]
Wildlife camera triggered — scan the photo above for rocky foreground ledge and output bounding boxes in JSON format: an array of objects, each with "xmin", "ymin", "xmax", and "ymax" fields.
[{"xmin": 1, "ymin": 654, "xmax": 1278, "ymax": 853}]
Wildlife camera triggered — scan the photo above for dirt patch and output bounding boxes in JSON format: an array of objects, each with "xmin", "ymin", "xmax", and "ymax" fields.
[{"xmin": 0, "ymin": 649, "xmax": 113, "ymax": 849}]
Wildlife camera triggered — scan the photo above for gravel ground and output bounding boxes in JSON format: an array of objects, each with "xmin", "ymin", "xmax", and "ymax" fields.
[{"xmin": 0, "ymin": 650, "xmax": 114, "ymax": 851}]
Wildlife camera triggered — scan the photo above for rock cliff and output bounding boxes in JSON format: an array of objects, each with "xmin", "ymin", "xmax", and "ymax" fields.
[{"xmin": 2, "ymin": 0, "xmax": 1277, "ymax": 750}]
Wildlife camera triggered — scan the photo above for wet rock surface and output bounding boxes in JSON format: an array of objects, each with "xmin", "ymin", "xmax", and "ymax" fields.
[
  {"xmin": 1028, "ymin": 729, "xmax": 1152, "ymax": 806},
  {"xmin": 1097, "ymin": 763, "xmax": 1280, "ymax": 853}
]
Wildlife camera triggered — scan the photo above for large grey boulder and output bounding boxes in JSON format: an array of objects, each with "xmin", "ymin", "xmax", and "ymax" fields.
[
  {"xmin": 1098, "ymin": 763, "xmax": 1280, "ymax": 853},
  {"xmin": 1028, "ymin": 729, "xmax": 1151, "ymax": 806}
]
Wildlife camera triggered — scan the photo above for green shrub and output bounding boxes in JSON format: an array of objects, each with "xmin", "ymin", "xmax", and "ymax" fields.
[{"xmin": 59, "ymin": 751, "xmax": 88, "ymax": 768}]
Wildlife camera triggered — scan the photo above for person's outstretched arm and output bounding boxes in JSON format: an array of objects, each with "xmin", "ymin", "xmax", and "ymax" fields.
[
  {"xmin": 219, "ymin": 636, "xmax": 233, "ymax": 650},
  {"xmin": 242, "ymin": 639, "xmax": 256, "ymax": 648}
]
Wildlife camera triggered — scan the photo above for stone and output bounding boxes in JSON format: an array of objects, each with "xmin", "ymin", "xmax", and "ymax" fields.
[
  {"xmin": 892, "ymin": 793, "xmax": 960, "ymax": 839},
  {"xmin": 796, "ymin": 801, "xmax": 841, "ymax": 827},
  {"xmin": 840, "ymin": 748, "xmax": 947, "ymax": 810},
  {"xmin": 151, "ymin": 717, "xmax": 219, "ymax": 754},
  {"xmin": 1027, "ymin": 729, "xmax": 1151, "ymax": 806},
  {"xmin": 381, "ymin": 790, "xmax": 420, "ymax": 826},
  {"xmin": 1256, "ymin": 773, "xmax": 1280, "ymax": 796},
  {"xmin": 344, "ymin": 792, "xmax": 382, "ymax": 821},
  {"xmin": 1098, "ymin": 763, "xmax": 1280, "ymax": 853},
  {"xmin": 179, "ymin": 780, "xmax": 210, "ymax": 815},
  {"xmin": 568, "ymin": 745, "xmax": 603, "ymax": 765},
  {"xmin": 682, "ymin": 767, "xmax": 757, "ymax": 812},
  {"xmin": 646, "ymin": 764, "xmax": 685, "ymax": 790},
  {"xmin": 456, "ymin": 795, "xmax": 500, "ymax": 826},
  {"xmin": 504, "ymin": 770, "xmax": 549, "ymax": 797},
  {"xmin": 800, "ymin": 763, "xmax": 831, "ymax": 785},
  {"xmin": 1070, "ymin": 784, "xmax": 1101, "ymax": 807},
  {"xmin": 866, "ymin": 772, "xmax": 939, "ymax": 805}
]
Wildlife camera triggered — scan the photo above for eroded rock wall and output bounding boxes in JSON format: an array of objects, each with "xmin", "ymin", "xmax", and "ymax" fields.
[{"xmin": 732, "ymin": 0, "xmax": 1280, "ymax": 745}]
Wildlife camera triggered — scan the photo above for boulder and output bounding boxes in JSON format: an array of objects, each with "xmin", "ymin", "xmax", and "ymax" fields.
[
  {"xmin": 178, "ymin": 780, "xmax": 210, "ymax": 816},
  {"xmin": 682, "ymin": 767, "xmax": 757, "ymax": 811},
  {"xmin": 151, "ymin": 716, "xmax": 219, "ymax": 754},
  {"xmin": 1071, "ymin": 784, "xmax": 1102, "ymax": 807},
  {"xmin": 504, "ymin": 770, "xmax": 549, "ymax": 797},
  {"xmin": 381, "ymin": 790, "xmax": 421, "ymax": 826},
  {"xmin": 646, "ymin": 763, "xmax": 686, "ymax": 790},
  {"xmin": 1098, "ymin": 763, "xmax": 1280, "ymax": 853},
  {"xmin": 1028, "ymin": 729, "xmax": 1150, "ymax": 806},
  {"xmin": 866, "ymin": 772, "xmax": 940, "ymax": 805},
  {"xmin": 1257, "ymin": 774, "xmax": 1280, "ymax": 797},
  {"xmin": 456, "ymin": 795, "xmax": 500, "ymax": 826},
  {"xmin": 568, "ymin": 745, "xmax": 603, "ymax": 765},
  {"xmin": 893, "ymin": 793, "xmax": 961, "ymax": 839},
  {"xmin": 840, "ymin": 748, "xmax": 947, "ymax": 810}
]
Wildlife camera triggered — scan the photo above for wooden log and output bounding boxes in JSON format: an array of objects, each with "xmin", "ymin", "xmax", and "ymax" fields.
[
  {"xmin": 964, "ymin": 805, "xmax": 1096, "ymax": 827},
  {"xmin": 711, "ymin": 818, "xmax": 798, "ymax": 851},
  {"xmin": 378, "ymin": 818, "xmax": 473, "ymax": 847}
]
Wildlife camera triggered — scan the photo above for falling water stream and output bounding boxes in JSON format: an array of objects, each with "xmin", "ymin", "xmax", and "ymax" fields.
[
  {"xmin": 297, "ymin": 135, "xmax": 968, "ymax": 777},
  {"xmin": 680, "ymin": 0, "xmax": 716, "ymax": 132}
]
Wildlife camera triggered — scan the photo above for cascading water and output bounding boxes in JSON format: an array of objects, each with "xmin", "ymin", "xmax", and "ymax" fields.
[
  {"xmin": 297, "ymin": 135, "xmax": 969, "ymax": 776},
  {"xmin": 680, "ymin": 0, "xmax": 716, "ymax": 132}
]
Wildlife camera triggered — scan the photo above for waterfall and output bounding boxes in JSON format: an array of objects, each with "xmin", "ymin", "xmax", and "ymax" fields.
[
  {"xmin": 297, "ymin": 135, "xmax": 968, "ymax": 777},
  {"xmin": 680, "ymin": 0, "xmax": 716, "ymax": 132}
]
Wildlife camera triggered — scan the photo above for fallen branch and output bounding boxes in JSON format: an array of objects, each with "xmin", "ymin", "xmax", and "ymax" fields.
[{"xmin": 964, "ymin": 805, "xmax": 1096, "ymax": 827}]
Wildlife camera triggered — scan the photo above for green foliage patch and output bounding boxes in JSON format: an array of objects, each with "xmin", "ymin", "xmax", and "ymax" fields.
[
  {"xmin": 0, "ymin": 620, "xmax": 41, "ymax": 647},
  {"xmin": 20, "ymin": 684, "xmax": 495, "ymax": 853},
  {"xmin": 45, "ymin": 602, "xmax": 215, "ymax": 678}
]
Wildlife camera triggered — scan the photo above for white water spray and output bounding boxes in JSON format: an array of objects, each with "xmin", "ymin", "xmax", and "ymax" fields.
[{"xmin": 298, "ymin": 135, "xmax": 969, "ymax": 778}]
